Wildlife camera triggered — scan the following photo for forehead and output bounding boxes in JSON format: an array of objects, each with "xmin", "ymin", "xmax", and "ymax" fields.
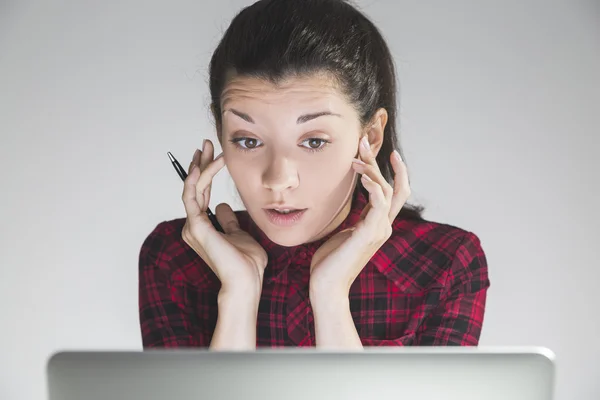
[{"xmin": 220, "ymin": 73, "xmax": 349, "ymax": 109}]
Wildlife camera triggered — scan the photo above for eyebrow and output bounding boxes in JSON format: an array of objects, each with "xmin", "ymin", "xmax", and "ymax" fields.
[{"xmin": 224, "ymin": 108, "xmax": 342, "ymax": 124}]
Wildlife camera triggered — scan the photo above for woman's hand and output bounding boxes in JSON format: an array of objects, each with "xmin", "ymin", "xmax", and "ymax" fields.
[
  {"xmin": 181, "ymin": 139, "xmax": 268, "ymax": 294},
  {"xmin": 309, "ymin": 136, "xmax": 411, "ymax": 296}
]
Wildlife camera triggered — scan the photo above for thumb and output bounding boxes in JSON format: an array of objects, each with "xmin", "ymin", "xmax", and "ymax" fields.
[
  {"xmin": 359, "ymin": 203, "xmax": 371, "ymax": 220},
  {"xmin": 215, "ymin": 203, "xmax": 241, "ymax": 234}
]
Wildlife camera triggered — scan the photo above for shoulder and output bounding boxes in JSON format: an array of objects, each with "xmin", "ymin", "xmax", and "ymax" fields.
[
  {"xmin": 138, "ymin": 210, "xmax": 255, "ymax": 284},
  {"xmin": 375, "ymin": 216, "xmax": 490, "ymax": 293},
  {"xmin": 390, "ymin": 216, "xmax": 486, "ymax": 260},
  {"xmin": 138, "ymin": 218, "xmax": 218, "ymax": 288},
  {"xmin": 139, "ymin": 218, "xmax": 187, "ymax": 264}
]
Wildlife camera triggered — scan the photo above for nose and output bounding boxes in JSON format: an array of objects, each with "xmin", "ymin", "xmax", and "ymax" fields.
[{"xmin": 262, "ymin": 154, "xmax": 299, "ymax": 193}]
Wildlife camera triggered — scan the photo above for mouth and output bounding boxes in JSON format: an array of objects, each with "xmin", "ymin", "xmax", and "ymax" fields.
[{"xmin": 263, "ymin": 208, "xmax": 308, "ymax": 227}]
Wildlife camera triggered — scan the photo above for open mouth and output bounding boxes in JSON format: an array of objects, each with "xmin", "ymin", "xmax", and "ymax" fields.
[
  {"xmin": 272, "ymin": 209, "xmax": 301, "ymax": 214},
  {"xmin": 264, "ymin": 208, "xmax": 307, "ymax": 226}
]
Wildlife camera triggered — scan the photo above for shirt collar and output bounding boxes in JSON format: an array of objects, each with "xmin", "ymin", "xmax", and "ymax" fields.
[{"xmin": 240, "ymin": 190, "xmax": 428, "ymax": 291}]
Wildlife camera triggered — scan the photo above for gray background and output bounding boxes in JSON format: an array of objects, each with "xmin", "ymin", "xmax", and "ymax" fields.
[{"xmin": 0, "ymin": 0, "xmax": 598, "ymax": 399}]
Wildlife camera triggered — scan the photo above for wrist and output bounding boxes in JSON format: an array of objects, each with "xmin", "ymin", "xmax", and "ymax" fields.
[
  {"xmin": 211, "ymin": 284, "xmax": 261, "ymax": 351},
  {"xmin": 309, "ymin": 274, "xmax": 351, "ymax": 300},
  {"xmin": 219, "ymin": 284, "xmax": 261, "ymax": 303},
  {"xmin": 216, "ymin": 287, "xmax": 261, "ymax": 328},
  {"xmin": 220, "ymin": 276, "xmax": 263, "ymax": 297},
  {"xmin": 219, "ymin": 279, "xmax": 262, "ymax": 311},
  {"xmin": 309, "ymin": 283, "xmax": 349, "ymax": 306}
]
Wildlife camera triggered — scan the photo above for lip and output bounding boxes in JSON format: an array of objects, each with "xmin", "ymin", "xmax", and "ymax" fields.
[
  {"xmin": 264, "ymin": 203, "xmax": 302, "ymax": 210},
  {"xmin": 263, "ymin": 208, "xmax": 307, "ymax": 227}
]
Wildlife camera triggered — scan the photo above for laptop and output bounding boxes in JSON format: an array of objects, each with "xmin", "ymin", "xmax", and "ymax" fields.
[{"xmin": 47, "ymin": 347, "xmax": 555, "ymax": 400}]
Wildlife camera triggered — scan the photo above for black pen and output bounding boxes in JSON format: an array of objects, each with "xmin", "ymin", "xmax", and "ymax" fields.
[{"xmin": 167, "ymin": 151, "xmax": 225, "ymax": 233}]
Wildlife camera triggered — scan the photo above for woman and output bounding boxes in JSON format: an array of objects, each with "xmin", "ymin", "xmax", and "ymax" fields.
[{"xmin": 139, "ymin": 0, "xmax": 490, "ymax": 349}]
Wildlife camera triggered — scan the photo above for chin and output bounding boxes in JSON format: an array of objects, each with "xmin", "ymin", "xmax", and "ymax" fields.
[
  {"xmin": 270, "ymin": 237, "xmax": 304, "ymax": 247},
  {"xmin": 262, "ymin": 225, "xmax": 312, "ymax": 247}
]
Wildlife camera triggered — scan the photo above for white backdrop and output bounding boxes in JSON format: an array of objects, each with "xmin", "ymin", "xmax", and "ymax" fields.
[{"xmin": 1, "ymin": 0, "xmax": 599, "ymax": 399}]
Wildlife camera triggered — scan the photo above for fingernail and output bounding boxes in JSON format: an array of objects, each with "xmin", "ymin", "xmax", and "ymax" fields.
[
  {"xmin": 214, "ymin": 152, "xmax": 224, "ymax": 160},
  {"xmin": 360, "ymin": 136, "xmax": 370, "ymax": 151},
  {"xmin": 393, "ymin": 149, "xmax": 402, "ymax": 162},
  {"xmin": 352, "ymin": 158, "xmax": 366, "ymax": 165}
]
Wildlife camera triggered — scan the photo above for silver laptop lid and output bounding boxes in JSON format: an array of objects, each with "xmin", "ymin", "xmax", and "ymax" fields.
[{"xmin": 47, "ymin": 347, "xmax": 555, "ymax": 400}]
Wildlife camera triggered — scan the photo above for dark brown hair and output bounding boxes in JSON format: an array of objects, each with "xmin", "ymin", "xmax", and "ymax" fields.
[{"xmin": 208, "ymin": 0, "xmax": 424, "ymax": 220}]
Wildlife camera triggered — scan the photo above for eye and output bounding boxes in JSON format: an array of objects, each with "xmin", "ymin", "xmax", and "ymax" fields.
[
  {"xmin": 230, "ymin": 137, "xmax": 263, "ymax": 150},
  {"xmin": 301, "ymin": 138, "xmax": 329, "ymax": 152}
]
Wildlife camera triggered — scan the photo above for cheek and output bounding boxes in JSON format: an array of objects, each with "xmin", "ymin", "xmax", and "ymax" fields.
[
  {"xmin": 225, "ymin": 159, "xmax": 255, "ymax": 188},
  {"xmin": 298, "ymin": 154, "xmax": 354, "ymax": 188},
  {"xmin": 317, "ymin": 148, "xmax": 354, "ymax": 173}
]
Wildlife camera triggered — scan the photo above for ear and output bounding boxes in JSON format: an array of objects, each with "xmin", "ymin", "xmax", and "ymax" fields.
[{"xmin": 362, "ymin": 108, "xmax": 388, "ymax": 157}]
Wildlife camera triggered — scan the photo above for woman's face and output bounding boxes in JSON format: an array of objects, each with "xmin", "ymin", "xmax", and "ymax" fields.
[{"xmin": 219, "ymin": 73, "xmax": 379, "ymax": 247}]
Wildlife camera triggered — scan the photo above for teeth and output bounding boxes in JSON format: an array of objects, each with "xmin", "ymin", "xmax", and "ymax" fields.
[{"xmin": 275, "ymin": 209, "xmax": 295, "ymax": 214}]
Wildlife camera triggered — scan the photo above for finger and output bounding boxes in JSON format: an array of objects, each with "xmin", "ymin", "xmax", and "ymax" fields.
[
  {"xmin": 183, "ymin": 147, "xmax": 204, "ymax": 218},
  {"xmin": 195, "ymin": 154, "xmax": 226, "ymax": 211},
  {"xmin": 352, "ymin": 159, "xmax": 393, "ymax": 200},
  {"xmin": 357, "ymin": 137, "xmax": 394, "ymax": 200},
  {"xmin": 182, "ymin": 165, "xmax": 204, "ymax": 219},
  {"xmin": 199, "ymin": 139, "xmax": 215, "ymax": 207},
  {"xmin": 360, "ymin": 173, "xmax": 388, "ymax": 227},
  {"xmin": 199, "ymin": 139, "xmax": 214, "ymax": 167},
  {"xmin": 358, "ymin": 136, "xmax": 377, "ymax": 167},
  {"xmin": 215, "ymin": 203, "xmax": 242, "ymax": 234},
  {"xmin": 188, "ymin": 149, "xmax": 200, "ymax": 174},
  {"xmin": 389, "ymin": 150, "xmax": 411, "ymax": 221},
  {"xmin": 359, "ymin": 203, "xmax": 371, "ymax": 220}
]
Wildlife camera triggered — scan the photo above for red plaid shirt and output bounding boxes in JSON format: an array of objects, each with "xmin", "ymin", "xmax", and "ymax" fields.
[{"xmin": 139, "ymin": 191, "xmax": 490, "ymax": 347}]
